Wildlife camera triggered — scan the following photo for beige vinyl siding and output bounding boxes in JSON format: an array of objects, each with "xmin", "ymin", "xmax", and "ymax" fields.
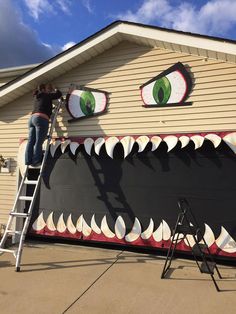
[
  {"xmin": 52, "ymin": 41, "xmax": 236, "ymax": 137},
  {"xmin": 0, "ymin": 97, "xmax": 31, "ymax": 224},
  {"xmin": 0, "ymin": 40, "xmax": 236, "ymax": 224}
]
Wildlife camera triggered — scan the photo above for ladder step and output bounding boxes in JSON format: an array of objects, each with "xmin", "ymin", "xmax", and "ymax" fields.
[
  {"xmin": 24, "ymin": 179, "xmax": 38, "ymax": 185},
  {"xmin": 19, "ymin": 196, "xmax": 33, "ymax": 201},
  {"xmin": 192, "ymin": 243, "xmax": 208, "ymax": 255},
  {"xmin": 10, "ymin": 212, "xmax": 29, "ymax": 217},
  {"xmin": 176, "ymin": 224, "xmax": 196, "ymax": 235},
  {"xmin": 200, "ymin": 261, "xmax": 216, "ymax": 274},
  {"xmin": 6, "ymin": 230, "xmax": 22, "ymax": 235},
  {"xmin": 28, "ymin": 165, "xmax": 41, "ymax": 169},
  {"xmin": 0, "ymin": 248, "xmax": 16, "ymax": 254}
]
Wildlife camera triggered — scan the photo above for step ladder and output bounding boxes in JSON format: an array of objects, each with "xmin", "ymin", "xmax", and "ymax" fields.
[
  {"xmin": 0, "ymin": 98, "xmax": 63, "ymax": 271},
  {"xmin": 161, "ymin": 198, "xmax": 222, "ymax": 291}
]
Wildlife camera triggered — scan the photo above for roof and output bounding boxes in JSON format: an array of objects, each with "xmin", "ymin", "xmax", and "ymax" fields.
[
  {"xmin": 0, "ymin": 63, "xmax": 40, "ymax": 87},
  {"xmin": 0, "ymin": 20, "xmax": 236, "ymax": 108}
]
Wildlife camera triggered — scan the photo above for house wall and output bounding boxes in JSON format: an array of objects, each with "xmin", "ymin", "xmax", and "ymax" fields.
[{"xmin": 0, "ymin": 40, "xmax": 236, "ymax": 224}]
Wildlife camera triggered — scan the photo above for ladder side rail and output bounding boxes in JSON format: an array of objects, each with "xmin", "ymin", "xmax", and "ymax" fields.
[
  {"xmin": 194, "ymin": 226, "xmax": 222, "ymax": 279},
  {"xmin": 19, "ymin": 100, "xmax": 62, "ymax": 237},
  {"xmin": 0, "ymin": 170, "xmax": 29, "ymax": 249},
  {"xmin": 161, "ymin": 212, "xmax": 183, "ymax": 278},
  {"xmin": 178, "ymin": 198, "xmax": 222, "ymax": 289},
  {"xmin": 15, "ymin": 99, "xmax": 63, "ymax": 270},
  {"xmin": 14, "ymin": 174, "xmax": 42, "ymax": 270},
  {"xmin": 10, "ymin": 169, "xmax": 28, "ymax": 214},
  {"xmin": 178, "ymin": 199, "xmax": 215, "ymax": 258},
  {"xmin": 182, "ymin": 214, "xmax": 204, "ymax": 272},
  {"xmin": 40, "ymin": 100, "xmax": 62, "ymax": 175},
  {"xmin": 184, "ymin": 233, "xmax": 202, "ymax": 272},
  {"xmin": 180, "ymin": 199, "xmax": 222, "ymax": 279}
]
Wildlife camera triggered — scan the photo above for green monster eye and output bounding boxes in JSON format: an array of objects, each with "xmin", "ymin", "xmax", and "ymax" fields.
[
  {"xmin": 80, "ymin": 91, "xmax": 95, "ymax": 116},
  {"xmin": 67, "ymin": 88, "xmax": 108, "ymax": 121},
  {"xmin": 141, "ymin": 62, "xmax": 193, "ymax": 107},
  {"xmin": 152, "ymin": 77, "xmax": 171, "ymax": 105}
]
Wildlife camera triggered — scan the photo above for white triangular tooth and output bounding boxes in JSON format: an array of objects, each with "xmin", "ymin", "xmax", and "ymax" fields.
[
  {"xmin": 82, "ymin": 217, "xmax": 92, "ymax": 236},
  {"xmin": 101, "ymin": 216, "xmax": 115, "ymax": 238},
  {"xmin": 204, "ymin": 134, "xmax": 222, "ymax": 148},
  {"xmin": 46, "ymin": 212, "xmax": 56, "ymax": 231},
  {"xmin": 84, "ymin": 138, "xmax": 94, "ymax": 155},
  {"xmin": 50, "ymin": 140, "xmax": 62, "ymax": 157},
  {"xmin": 67, "ymin": 214, "xmax": 76, "ymax": 234},
  {"xmin": 200, "ymin": 224, "xmax": 215, "ymax": 247},
  {"xmin": 179, "ymin": 135, "xmax": 190, "ymax": 148},
  {"xmin": 32, "ymin": 212, "xmax": 46, "ymax": 231},
  {"xmin": 91, "ymin": 215, "xmax": 101, "ymax": 234},
  {"xmin": 94, "ymin": 137, "xmax": 105, "ymax": 155},
  {"xmin": 171, "ymin": 232, "xmax": 184, "ymax": 243},
  {"xmin": 215, "ymin": 227, "xmax": 236, "ymax": 253},
  {"xmin": 125, "ymin": 217, "xmax": 142, "ymax": 242},
  {"xmin": 61, "ymin": 139, "xmax": 71, "ymax": 153},
  {"xmin": 120, "ymin": 136, "xmax": 135, "ymax": 158},
  {"xmin": 190, "ymin": 135, "xmax": 204, "ymax": 149},
  {"xmin": 223, "ymin": 132, "xmax": 236, "ymax": 153},
  {"xmin": 115, "ymin": 216, "xmax": 126, "ymax": 239},
  {"xmin": 153, "ymin": 222, "xmax": 162, "ymax": 242},
  {"xmin": 18, "ymin": 140, "xmax": 27, "ymax": 176},
  {"xmin": 163, "ymin": 135, "xmax": 178, "ymax": 152},
  {"xmin": 57, "ymin": 214, "xmax": 67, "ymax": 233},
  {"xmin": 184, "ymin": 234, "xmax": 196, "ymax": 247},
  {"xmin": 70, "ymin": 142, "xmax": 80, "ymax": 155},
  {"xmin": 150, "ymin": 136, "xmax": 162, "ymax": 151},
  {"xmin": 183, "ymin": 223, "xmax": 196, "ymax": 247},
  {"xmin": 141, "ymin": 218, "xmax": 154, "ymax": 240},
  {"xmin": 105, "ymin": 137, "xmax": 119, "ymax": 158},
  {"xmin": 136, "ymin": 136, "xmax": 150, "ymax": 153},
  {"xmin": 162, "ymin": 220, "xmax": 171, "ymax": 241},
  {"xmin": 76, "ymin": 215, "xmax": 83, "ymax": 232}
]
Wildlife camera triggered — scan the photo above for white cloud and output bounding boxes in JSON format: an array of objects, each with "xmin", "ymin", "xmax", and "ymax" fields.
[
  {"xmin": 23, "ymin": 0, "xmax": 53, "ymax": 19},
  {"xmin": 62, "ymin": 41, "xmax": 76, "ymax": 51},
  {"xmin": 56, "ymin": 0, "xmax": 71, "ymax": 15},
  {"xmin": 116, "ymin": 0, "xmax": 236, "ymax": 37},
  {"xmin": 116, "ymin": 0, "xmax": 171, "ymax": 23},
  {"xmin": 23, "ymin": 0, "xmax": 71, "ymax": 20},
  {"xmin": 82, "ymin": 0, "xmax": 93, "ymax": 14},
  {"xmin": 0, "ymin": 0, "xmax": 56, "ymax": 68}
]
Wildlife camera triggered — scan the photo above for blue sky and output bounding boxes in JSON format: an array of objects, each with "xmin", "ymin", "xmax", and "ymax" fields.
[{"xmin": 0, "ymin": 0, "xmax": 236, "ymax": 68}]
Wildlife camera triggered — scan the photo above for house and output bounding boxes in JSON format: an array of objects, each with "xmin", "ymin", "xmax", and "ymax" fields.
[{"xmin": 0, "ymin": 21, "xmax": 236, "ymax": 259}]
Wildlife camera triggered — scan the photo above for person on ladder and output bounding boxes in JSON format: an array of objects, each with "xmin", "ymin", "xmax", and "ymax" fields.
[{"xmin": 25, "ymin": 83, "xmax": 62, "ymax": 167}]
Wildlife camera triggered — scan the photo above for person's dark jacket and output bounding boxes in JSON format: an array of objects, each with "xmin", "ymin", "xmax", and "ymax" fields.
[{"xmin": 32, "ymin": 89, "xmax": 62, "ymax": 118}]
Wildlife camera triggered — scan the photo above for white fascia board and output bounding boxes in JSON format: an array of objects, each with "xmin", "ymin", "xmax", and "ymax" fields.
[
  {"xmin": 0, "ymin": 26, "xmax": 119, "ymax": 99},
  {"xmin": 119, "ymin": 24, "xmax": 236, "ymax": 56}
]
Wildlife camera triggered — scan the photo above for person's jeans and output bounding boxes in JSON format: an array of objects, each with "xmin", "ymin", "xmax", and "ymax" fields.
[{"xmin": 25, "ymin": 115, "xmax": 49, "ymax": 165}]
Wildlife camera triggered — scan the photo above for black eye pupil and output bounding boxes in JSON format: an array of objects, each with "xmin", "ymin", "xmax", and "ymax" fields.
[
  {"xmin": 158, "ymin": 87, "xmax": 164, "ymax": 103},
  {"xmin": 86, "ymin": 100, "xmax": 92, "ymax": 114}
]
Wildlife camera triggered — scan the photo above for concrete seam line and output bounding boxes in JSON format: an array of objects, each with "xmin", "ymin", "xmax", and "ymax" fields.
[{"xmin": 62, "ymin": 250, "xmax": 124, "ymax": 314}]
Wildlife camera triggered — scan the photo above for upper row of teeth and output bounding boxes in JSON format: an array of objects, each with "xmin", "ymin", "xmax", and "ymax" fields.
[
  {"xmin": 32, "ymin": 212, "xmax": 236, "ymax": 254},
  {"xmin": 49, "ymin": 132, "xmax": 236, "ymax": 158}
]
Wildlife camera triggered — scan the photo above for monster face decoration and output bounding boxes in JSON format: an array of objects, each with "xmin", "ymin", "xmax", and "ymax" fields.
[
  {"xmin": 66, "ymin": 86, "xmax": 109, "ymax": 122},
  {"xmin": 140, "ymin": 62, "xmax": 192, "ymax": 107}
]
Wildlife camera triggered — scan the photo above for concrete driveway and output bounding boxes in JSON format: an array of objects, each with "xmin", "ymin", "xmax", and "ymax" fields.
[{"xmin": 0, "ymin": 242, "xmax": 236, "ymax": 314}]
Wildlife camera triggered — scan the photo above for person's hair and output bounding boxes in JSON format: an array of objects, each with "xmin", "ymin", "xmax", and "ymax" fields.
[
  {"xmin": 33, "ymin": 83, "xmax": 46, "ymax": 96},
  {"xmin": 38, "ymin": 83, "xmax": 46, "ymax": 91}
]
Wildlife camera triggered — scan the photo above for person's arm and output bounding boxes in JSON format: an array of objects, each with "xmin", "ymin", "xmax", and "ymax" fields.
[{"xmin": 50, "ymin": 89, "xmax": 62, "ymax": 100}]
